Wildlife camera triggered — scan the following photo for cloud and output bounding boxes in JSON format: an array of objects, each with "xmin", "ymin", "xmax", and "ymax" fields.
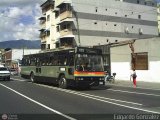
[
  {"xmin": 0, "ymin": 1, "xmax": 44, "ymax": 41},
  {"xmin": 0, "ymin": 0, "xmax": 45, "ymax": 8}
]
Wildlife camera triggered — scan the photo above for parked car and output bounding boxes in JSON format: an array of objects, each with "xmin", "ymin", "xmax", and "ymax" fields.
[{"xmin": 0, "ymin": 65, "xmax": 10, "ymax": 81}]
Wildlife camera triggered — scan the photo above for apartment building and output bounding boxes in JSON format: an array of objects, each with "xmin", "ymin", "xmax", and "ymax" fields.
[
  {"xmin": 39, "ymin": 0, "xmax": 56, "ymax": 50},
  {"xmin": 40, "ymin": 0, "xmax": 158, "ymax": 49}
]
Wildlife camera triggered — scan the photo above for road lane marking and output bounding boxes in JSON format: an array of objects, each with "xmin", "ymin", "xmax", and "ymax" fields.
[
  {"xmin": 37, "ymin": 84, "xmax": 142, "ymax": 105},
  {"xmin": 35, "ymin": 84, "xmax": 160, "ymax": 114},
  {"xmin": 108, "ymin": 89, "xmax": 160, "ymax": 97},
  {"xmin": 0, "ymin": 83, "xmax": 76, "ymax": 120},
  {"xmin": 8, "ymin": 78, "xmax": 143, "ymax": 105},
  {"xmin": 10, "ymin": 78, "xmax": 160, "ymax": 114}
]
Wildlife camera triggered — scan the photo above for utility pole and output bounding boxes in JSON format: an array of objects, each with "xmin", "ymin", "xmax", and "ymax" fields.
[{"xmin": 129, "ymin": 40, "xmax": 136, "ymax": 70}]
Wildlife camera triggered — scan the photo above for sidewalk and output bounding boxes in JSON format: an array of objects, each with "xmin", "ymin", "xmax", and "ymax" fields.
[{"xmin": 106, "ymin": 80, "xmax": 160, "ymax": 90}]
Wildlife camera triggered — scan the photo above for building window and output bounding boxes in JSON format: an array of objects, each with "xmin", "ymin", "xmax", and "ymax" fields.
[
  {"xmin": 47, "ymin": 44, "xmax": 50, "ymax": 49},
  {"xmin": 95, "ymin": 7, "xmax": 98, "ymax": 12},
  {"xmin": 46, "ymin": 31, "xmax": 50, "ymax": 36},
  {"xmin": 106, "ymin": 39, "xmax": 109, "ymax": 42},
  {"xmin": 137, "ymin": 0, "xmax": 140, "ymax": 4},
  {"xmin": 47, "ymin": 15, "xmax": 50, "ymax": 21},
  {"xmin": 56, "ymin": 26, "xmax": 60, "ymax": 32},
  {"xmin": 115, "ymin": 40, "xmax": 118, "ymax": 42},
  {"xmin": 131, "ymin": 52, "xmax": 148, "ymax": 70},
  {"xmin": 139, "ymin": 28, "xmax": 143, "ymax": 35},
  {"xmin": 138, "ymin": 15, "xmax": 141, "ymax": 19},
  {"xmin": 106, "ymin": 9, "xmax": 107, "ymax": 11},
  {"xmin": 55, "ymin": 11, "xmax": 59, "ymax": 18},
  {"xmin": 114, "ymin": 24, "xmax": 117, "ymax": 26},
  {"xmin": 115, "ymin": 12, "xmax": 117, "ymax": 14},
  {"xmin": 94, "ymin": 22, "xmax": 97, "ymax": 24},
  {"xmin": 125, "ymin": 15, "xmax": 127, "ymax": 17}
]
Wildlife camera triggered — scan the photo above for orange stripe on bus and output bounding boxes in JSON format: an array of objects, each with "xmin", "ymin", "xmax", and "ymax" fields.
[{"xmin": 74, "ymin": 71, "xmax": 105, "ymax": 76}]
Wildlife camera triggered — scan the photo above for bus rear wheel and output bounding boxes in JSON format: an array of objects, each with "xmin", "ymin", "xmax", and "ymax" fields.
[{"xmin": 59, "ymin": 75, "xmax": 68, "ymax": 89}]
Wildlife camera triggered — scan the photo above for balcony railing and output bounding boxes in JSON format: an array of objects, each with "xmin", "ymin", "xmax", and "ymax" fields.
[
  {"xmin": 39, "ymin": 33, "xmax": 46, "ymax": 38},
  {"xmin": 40, "ymin": 23, "xmax": 46, "ymax": 29},
  {"xmin": 60, "ymin": 29, "xmax": 73, "ymax": 37},
  {"xmin": 60, "ymin": 11, "xmax": 72, "ymax": 21}
]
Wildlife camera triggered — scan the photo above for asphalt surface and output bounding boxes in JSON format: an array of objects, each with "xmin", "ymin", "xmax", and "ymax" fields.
[{"xmin": 0, "ymin": 77, "xmax": 160, "ymax": 120}]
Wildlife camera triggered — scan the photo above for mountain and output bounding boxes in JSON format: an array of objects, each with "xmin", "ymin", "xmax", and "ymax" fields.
[{"xmin": 0, "ymin": 39, "xmax": 41, "ymax": 49}]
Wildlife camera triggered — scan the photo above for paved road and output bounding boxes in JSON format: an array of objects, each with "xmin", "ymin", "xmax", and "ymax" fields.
[{"xmin": 0, "ymin": 77, "xmax": 160, "ymax": 120}]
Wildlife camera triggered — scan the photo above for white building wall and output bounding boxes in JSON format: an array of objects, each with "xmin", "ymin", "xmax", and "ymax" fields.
[
  {"xmin": 77, "ymin": 19, "xmax": 158, "ymax": 35},
  {"xmin": 49, "ymin": 0, "xmax": 158, "ymax": 48},
  {"xmin": 111, "ymin": 37, "xmax": 160, "ymax": 83},
  {"xmin": 12, "ymin": 49, "xmax": 40, "ymax": 61}
]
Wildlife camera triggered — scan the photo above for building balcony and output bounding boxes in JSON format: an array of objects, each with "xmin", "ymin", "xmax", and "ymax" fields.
[
  {"xmin": 57, "ymin": 18, "xmax": 74, "ymax": 25},
  {"xmin": 56, "ymin": 0, "xmax": 71, "ymax": 8},
  {"xmin": 40, "ymin": 23, "xmax": 46, "ymax": 29},
  {"xmin": 60, "ymin": 11, "xmax": 72, "ymax": 21},
  {"xmin": 39, "ymin": 17, "xmax": 46, "ymax": 28},
  {"xmin": 56, "ymin": 2, "xmax": 72, "ymax": 20},
  {"xmin": 41, "ymin": 38, "xmax": 47, "ymax": 43},
  {"xmin": 41, "ymin": 0, "xmax": 55, "ymax": 15},
  {"xmin": 60, "ymin": 29, "xmax": 73, "ymax": 37},
  {"xmin": 39, "ymin": 32, "xmax": 46, "ymax": 38}
]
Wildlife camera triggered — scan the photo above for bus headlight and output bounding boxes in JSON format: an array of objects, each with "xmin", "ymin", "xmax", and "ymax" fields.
[
  {"xmin": 76, "ymin": 77, "xmax": 84, "ymax": 80},
  {"xmin": 80, "ymin": 78, "xmax": 84, "ymax": 80},
  {"xmin": 99, "ymin": 77, "xmax": 104, "ymax": 81}
]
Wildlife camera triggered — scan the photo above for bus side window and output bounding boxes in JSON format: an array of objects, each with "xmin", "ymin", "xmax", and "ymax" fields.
[
  {"xmin": 36, "ymin": 58, "xmax": 41, "ymax": 66},
  {"xmin": 22, "ymin": 58, "xmax": 25, "ymax": 66},
  {"xmin": 68, "ymin": 55, "xmax": 74, "ymax": 66}
]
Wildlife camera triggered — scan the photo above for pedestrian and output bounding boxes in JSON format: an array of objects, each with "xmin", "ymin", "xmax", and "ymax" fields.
[{"xmin": 130, "ymin": 69, "xmax": 137, "ymax": 88}]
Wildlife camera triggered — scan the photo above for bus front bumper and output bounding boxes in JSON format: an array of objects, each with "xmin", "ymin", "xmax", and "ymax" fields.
[{"xmin": 75, "ymin": 77, "xmax": 105, "ymax": 87}]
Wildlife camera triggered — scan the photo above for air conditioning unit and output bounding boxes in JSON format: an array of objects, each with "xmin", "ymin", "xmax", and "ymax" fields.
[
  {"xmin": 139, "ymin": 28, "xmax": 143, "ymax": 35},
  {"xmin": 125, "ymin": 27, "xmax": 129, "ymax": 34}
]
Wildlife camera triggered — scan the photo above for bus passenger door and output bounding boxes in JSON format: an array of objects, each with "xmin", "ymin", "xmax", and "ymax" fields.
[
  {"xmin": 36, "ymin": 66, "xmax": 41, "ymax": 74},
  {"xmin": 36, "ymin": 57, "xmax": 41, "ymax": 76}
]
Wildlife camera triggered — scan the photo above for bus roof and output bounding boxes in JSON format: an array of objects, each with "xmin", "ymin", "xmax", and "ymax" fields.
[{"xmin": 23, "ymin": 47, "xmax": 102, "ymax": 57}]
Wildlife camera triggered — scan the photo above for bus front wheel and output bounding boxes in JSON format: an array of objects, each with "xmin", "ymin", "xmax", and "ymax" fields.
[{"xmin": 59, "ymin": 75, "xmax": 68, "ymax": 89}]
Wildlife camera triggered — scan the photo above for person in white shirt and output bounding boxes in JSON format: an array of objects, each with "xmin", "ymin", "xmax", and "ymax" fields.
[{"xmin": 130, "ymin": 69, "xmax": 137, "ymax": 88}]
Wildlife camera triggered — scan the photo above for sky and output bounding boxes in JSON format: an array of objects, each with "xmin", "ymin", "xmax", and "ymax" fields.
[
  {"xmin": 0, "ymin": 0, "xmax": 160, "ymax": 42},
  {"xmin": 0, "ymin": 0, "xmax": 45, "ymax": 41}
]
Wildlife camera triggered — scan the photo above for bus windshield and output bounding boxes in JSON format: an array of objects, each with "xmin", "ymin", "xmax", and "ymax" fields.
[{"xmin": 75, "ymin": 54, "xmax": 104, "ymax": 72}]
